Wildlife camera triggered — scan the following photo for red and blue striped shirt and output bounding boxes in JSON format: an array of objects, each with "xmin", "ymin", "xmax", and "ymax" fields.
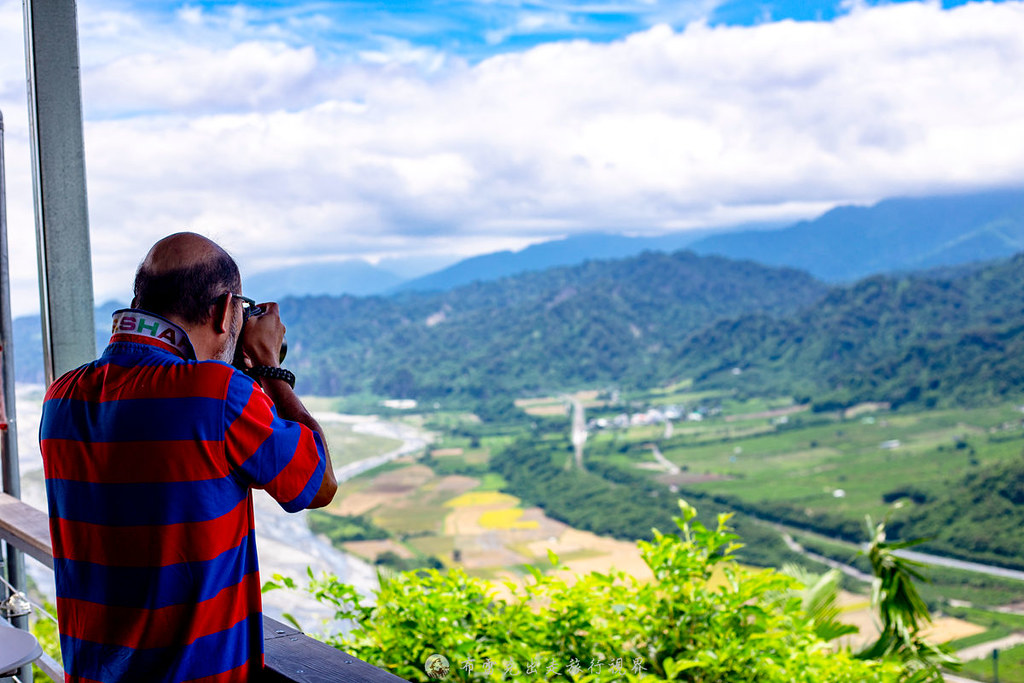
[{"xmin": 40, "ymin": 311, "xmax": 327, "ymax": 682}]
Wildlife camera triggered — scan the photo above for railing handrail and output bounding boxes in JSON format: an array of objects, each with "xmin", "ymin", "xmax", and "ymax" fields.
[
  {"xmin": 0, "ymin": 493, "xmax": 53, "ymax": 568},
  {"xmin": 0, "ymin": 492, "xmax": 405, "ymax": 683}
]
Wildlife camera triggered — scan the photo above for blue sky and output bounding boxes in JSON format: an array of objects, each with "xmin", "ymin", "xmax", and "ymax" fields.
[
  {"xmin": 122, "ymin": 0, "xmax": 1012, "ymax": 59},
  {"xmin": 1, "ymin": 0, "xmax": 1023, "ymax": 312},
  {"xmin": 122, "ymin": 0, "xmax": 1012, "ymax": 55}
]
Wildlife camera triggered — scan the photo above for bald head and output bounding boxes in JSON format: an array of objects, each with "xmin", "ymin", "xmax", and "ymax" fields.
[
  {"xmin": 133, "ymin": 232, "xmax": 241, "ymax": 325},
  {"xmin": 141, "ymin": 232, "xmax": 231, "ymax": 275}
]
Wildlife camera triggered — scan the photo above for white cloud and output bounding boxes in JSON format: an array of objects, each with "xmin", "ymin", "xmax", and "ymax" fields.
[
  {"xmin": 2, "ymin": 0, "xmax": 1024, "ymax": 313},
  {"xmin": 84, "ymin": 42, "xmax": 318, "ymax": 115}
]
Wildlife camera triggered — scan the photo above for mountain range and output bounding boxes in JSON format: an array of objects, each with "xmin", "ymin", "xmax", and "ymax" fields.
[
  {"xmin": 238, "ymin": 187, "xmax": 1024, "ymax": 297},
  {"xmin": 689, "ymin": 188, "xmax": 1024, "ymax": 282},
  {"xmin": 12, "ymin": 187, "xmax": 1024, "ymax": 409},
  {"xmin": 670, "ymin": 253, "xmax": 1024, "ymax": 408},
  {"xmin": 244, "ymin": 261, "xmax": 404, "ymax": 301},
  {"xmin": 275, "ymin": 247, "xmax": 1024, "ymax": 409},
  {"xmin": 389, "ymin": 228, "xmax": 734, "ymax": 294}
]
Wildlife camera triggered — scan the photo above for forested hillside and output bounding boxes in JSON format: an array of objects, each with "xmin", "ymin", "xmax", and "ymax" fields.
[
  {"xmin": 284, "ymin": 249, "xmax": 1024, "ymax": 411},
  {"xmin": 889, "ymin": 457, "xmax": 1024, "ymax": 570},
  {"xmin": 282, "ymin": 251, "xmax": 826, "ymax": 397},
  {"xmin": 676, "ymin": 253, "xmax": 1024, "ymax": 408}
]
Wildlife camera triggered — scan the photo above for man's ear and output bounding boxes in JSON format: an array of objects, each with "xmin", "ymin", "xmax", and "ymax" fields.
[{"xmin": 213, "ymin": 293, "xmax": 232, "ymax": 335}]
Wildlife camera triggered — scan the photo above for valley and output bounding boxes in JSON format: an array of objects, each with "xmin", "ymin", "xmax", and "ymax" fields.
[{"xmin": 299, "ymin": 384, "xmax": 1024, "ymax": 679}]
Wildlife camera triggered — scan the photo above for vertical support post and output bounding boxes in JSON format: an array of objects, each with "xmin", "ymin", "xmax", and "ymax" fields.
[
  {"xmin": 0, "ymin": 107, "xmax": 30, "ymax": 683},
  {"xmin": 24, "ymin": 0, "xmax": 96, "ymax": 384}
]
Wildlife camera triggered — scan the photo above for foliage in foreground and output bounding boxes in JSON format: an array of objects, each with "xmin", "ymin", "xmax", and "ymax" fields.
[
  {"xmin": 268, "ymin": 502, "xmax": 943, "ymax": 682},
  {"xmin": 858, "ymin": 518, "xmax": 959, "ymax": 678},
  {"xmin": 30, "ymin": 602, "xmax": 60, "ymax": 682}
]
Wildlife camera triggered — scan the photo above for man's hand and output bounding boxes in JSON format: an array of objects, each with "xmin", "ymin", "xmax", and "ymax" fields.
[{"xmin": 239, "ymin": 301, "xmax": 285, "ymax": 368}]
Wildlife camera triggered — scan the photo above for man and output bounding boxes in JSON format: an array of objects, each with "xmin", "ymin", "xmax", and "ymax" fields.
[{"xmin": 39, "ymin": 233, "xmax": 337, "ymax": 682}]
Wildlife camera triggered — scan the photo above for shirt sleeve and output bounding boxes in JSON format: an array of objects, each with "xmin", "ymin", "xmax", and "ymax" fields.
[{"xmin": 222, "ymin": 369, "xmax": 327, "ymax": 512}]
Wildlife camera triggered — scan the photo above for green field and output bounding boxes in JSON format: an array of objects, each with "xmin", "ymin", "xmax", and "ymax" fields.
[
  {"xmin": 653, "ymin": 403, "xmax": 1024, "ymax": 531},
  {"xmin": 960, "ymin": 642, "xmax": 1024, "ymax": 683}
]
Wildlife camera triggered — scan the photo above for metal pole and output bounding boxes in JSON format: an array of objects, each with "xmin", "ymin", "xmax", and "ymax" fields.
[
  {"xmin": 24, "ymin": 0, "xmax": 96, "ymax": 384},
  {"xmin": 0, "ymin": 106, "xmax": 30, "ymax": 683}
]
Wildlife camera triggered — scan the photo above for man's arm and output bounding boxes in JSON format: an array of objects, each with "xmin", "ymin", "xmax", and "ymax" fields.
[
  {"xmin": 240, "ymin": 301, "xmax": 337, "ymax": 509},
  {"xmin": 259, "ymin": 377, "xmax": 337, "ymax": 508}
]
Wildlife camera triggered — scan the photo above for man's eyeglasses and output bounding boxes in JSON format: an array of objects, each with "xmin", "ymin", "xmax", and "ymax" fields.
[{"xmin": 230, "ymin": 293, "xmax": 261, "ymax": 323}]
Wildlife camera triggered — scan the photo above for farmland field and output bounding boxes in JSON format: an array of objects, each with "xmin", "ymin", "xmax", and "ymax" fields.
[{"xmin": 297, "ymin": 389, "xmax": 1024, "ymax": 675}]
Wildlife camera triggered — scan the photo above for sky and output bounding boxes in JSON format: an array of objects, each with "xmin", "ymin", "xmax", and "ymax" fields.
[{"xmin": 1, "ymin": 0, "xmax": 1023, "ymax": 314}]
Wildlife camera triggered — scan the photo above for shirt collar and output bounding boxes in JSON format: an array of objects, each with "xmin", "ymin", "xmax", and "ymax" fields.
[{"xmin": 109, "ymin": 309, "xmax": 197, "ymax": 360}]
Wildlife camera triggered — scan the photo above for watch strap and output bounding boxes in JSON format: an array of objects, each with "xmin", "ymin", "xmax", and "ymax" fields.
[{"xmin": 247, "ymin": 365, "xmax": 296, "ymax": 389}]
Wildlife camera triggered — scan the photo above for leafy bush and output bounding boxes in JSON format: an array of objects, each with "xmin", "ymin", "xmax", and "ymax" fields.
[{"xmin": 268, "ymin": 502, "xmax": 906, "ymax": 682}]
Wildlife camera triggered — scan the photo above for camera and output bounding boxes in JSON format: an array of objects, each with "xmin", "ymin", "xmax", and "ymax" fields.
[{"xmin": 232, "ymin": 303, "xmax": 287, "ymax": 371}]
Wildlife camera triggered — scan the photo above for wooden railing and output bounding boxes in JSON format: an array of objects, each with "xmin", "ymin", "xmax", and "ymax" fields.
[{"xmin": 0, "ymin": 493, "xmax": 406, "ymax": 683}]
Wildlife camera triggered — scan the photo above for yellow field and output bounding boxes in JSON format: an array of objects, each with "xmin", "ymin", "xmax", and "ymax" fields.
[
  {"xmin": 445, "ymin": 491, "xmax": 519, "ymax": 508},
  {"xmin": 479, "ymin": 508, "xmax": 539, "ymax": 530}
]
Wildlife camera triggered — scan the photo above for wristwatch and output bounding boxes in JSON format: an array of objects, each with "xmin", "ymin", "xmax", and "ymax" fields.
[{"xmin": 247, "ymin": 365, "xmax": 296, "ymax": 389}]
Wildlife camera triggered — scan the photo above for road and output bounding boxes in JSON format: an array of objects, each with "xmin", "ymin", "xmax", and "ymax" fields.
[
  {"xmin": 895, "ymin": 548, "xmax": 1024, "ymax": 583},
  {"xmin": 779, "ymin": 532, "xmax": 874, "ymax": 582},
  {"xmin": 779, "ymin": 528, "xmax": 1019, "ymax": 678},
  {"xmin": 647, "ymin": 444, "xmax": 681, "ymax": 474},
  {"xmin": 768, "ymin": 520, "xmax": 1024, "ymax": 584}
]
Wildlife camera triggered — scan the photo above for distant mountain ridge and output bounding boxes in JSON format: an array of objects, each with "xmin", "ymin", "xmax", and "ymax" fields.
[
  {"xmin": 14, "ymin": 187, "xmax": 1024, "ymax": 408},
  {"xmin": 244, "ymin": 260, "xmax": 403, "ymax": 301},
  {"xmin": 390, "ymin": 228, "xmax": 739, "ymax": 293},
  {"xmin": 690, "ymin": 188, "xmax": 1024, "ymax": 282},
  {"xmin": 276, "ymin": 245, "xmax": 1024, "ymax": 409},
  {"xmin": 393, "ymin": 188, "xmax": 1024, "ymax": 293}
]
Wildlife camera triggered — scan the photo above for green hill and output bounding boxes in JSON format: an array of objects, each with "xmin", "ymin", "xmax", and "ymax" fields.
[
  {"xmin": 19, "ymin": 245, "xmax": 1024, "ymax": 415},
  {"xmin": 672, "ymin": 253, "xmax": 1024, "ymax": 408},
  {"xmin": 889, "ymin": 456, "xmax": 1024, "ymax": 570},
  {"xmin": 281, "ymin": 250, "xmax": 826, "ymax": 399}
]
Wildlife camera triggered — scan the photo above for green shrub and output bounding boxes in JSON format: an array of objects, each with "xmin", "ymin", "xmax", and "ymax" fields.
[{"xmin": 269, "ymin": 502, "xmax": 906, "ymax": 682}]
